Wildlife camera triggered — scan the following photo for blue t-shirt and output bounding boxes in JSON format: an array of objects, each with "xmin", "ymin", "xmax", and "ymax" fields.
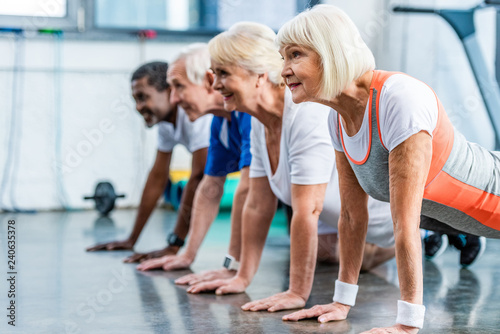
[{"xmin": 204, "ymin": 111, "xmax": 252, "ymax": 176}]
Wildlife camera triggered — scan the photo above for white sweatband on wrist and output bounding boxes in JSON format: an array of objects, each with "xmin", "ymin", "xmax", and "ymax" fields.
[
  {"xmin": 396, "ymin": 300, "xmax": 426, "ymax": 329},
  {"xmin": 332, "ymin": 280, "xmax": 359, "ymax": 306}
]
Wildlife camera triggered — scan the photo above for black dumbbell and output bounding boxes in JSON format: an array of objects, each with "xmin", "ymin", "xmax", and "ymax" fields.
[{"xmin": 84, "ymin": 182, "xmax": 125, "ymax": 216}]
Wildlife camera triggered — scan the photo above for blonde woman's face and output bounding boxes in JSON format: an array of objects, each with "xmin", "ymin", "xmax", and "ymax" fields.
[
  {"xmin": 280, "ymin": 45, "xmax": 322, "ymax": 103},
  {"xmin": 211, "ymin": 60, "xmax": 259, "ymax": 112}
]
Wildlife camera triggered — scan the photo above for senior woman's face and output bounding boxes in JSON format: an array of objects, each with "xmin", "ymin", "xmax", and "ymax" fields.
[
  {"xmin": 211, "ymin": 60, "xmax": 258, "ymax": 112},
  {"xmin": 280, "ymin": 45, "xmax": 322, "ymax": 103}
]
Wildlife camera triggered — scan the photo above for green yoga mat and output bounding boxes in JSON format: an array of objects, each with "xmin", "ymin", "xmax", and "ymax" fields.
[{"xmin": 168, "ymin": 177, "xmax": 240, "ymax": 211}]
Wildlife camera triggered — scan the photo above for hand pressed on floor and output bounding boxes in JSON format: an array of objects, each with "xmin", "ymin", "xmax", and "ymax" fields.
[
  {"xmin": 241, "ymin": 290, "xmax": 306, "ymax": 312},
  {"xmin": 186, "ymin": 276, "xmax": 248, "ymax": 295},
  {"xmin": 86, "ymin": 239, "xmax": 134, "ymax": 252},
  {"xmin": 124, "ymin": 246, "xmax": 179, "ymax": 263},
  {"xmin": 136, "ymin": 253, "xmax": 192, "ymax": 271},
  {"xmin": 282, "ymin": 302, "xmax": 351, "ymax": 323},
  {"xmin": 175, "ymin": 268, "xmax": 236, "ymax": 285}
]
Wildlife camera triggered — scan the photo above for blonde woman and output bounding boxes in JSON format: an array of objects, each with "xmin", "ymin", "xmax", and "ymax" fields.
[
  {"xmin": 276, "ymin": 4, "xmax": 500, "ymax": 333},
  {"xmin": 186, "ymin": 22, "xmax": 395, "ymax": 313}
]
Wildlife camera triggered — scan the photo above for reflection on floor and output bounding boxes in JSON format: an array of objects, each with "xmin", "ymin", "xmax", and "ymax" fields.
[{"xmin": 0, "ymin": 209, "xmax": 499, "ymax": 334}]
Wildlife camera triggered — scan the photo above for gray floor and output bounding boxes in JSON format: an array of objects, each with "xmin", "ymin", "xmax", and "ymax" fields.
[{"xmin": 0, "ymin": 209, "xmax": 499, "ymax": 334}]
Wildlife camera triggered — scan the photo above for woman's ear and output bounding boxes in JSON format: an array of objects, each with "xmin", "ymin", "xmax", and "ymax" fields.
[
  {"xmin": 205, "ymin": 70, "xmax": 215, "ymax": 90},
  {"xmin": 256, "ymin": 72, "xmax": 268, "ymax": 87}
]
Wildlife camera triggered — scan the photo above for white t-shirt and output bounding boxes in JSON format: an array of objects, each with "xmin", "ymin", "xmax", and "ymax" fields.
[
  {"xmin": 250, "ymin": 90, "xmax": 394, "ymax": 247},
  {"xmin": 329, "ymin": 74, "xmax": 438, "ymax": 159},
  {"xmin": 157, "ymin": 106, "xmax": 213, "ymax": 153}
]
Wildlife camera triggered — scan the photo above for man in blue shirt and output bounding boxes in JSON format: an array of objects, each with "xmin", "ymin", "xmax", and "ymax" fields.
[
  {"xmin": 206, "ymin": 111, "xmax": 251, "ymax": 177},
  {"xmin": 137, "ymin": 44, "xmax": 251, "ymax": 283}
]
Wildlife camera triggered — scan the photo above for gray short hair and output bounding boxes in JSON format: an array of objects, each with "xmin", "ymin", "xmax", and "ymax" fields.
[{"xmin": 172, "ymin": 43, "xmax": 211, "ymax": 85}]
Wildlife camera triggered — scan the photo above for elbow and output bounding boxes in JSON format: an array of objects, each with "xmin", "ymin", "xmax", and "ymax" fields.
[
  {"xmin": 235, "ymin": 180, "xmax": 250, "ymax": 200},
  {"xmin": 186, "ymin": 167, "xmax": 205, "ymax": 187},
  {"xmin": 312, "ymin": 204, "xmax": 323, "ymax": 218},
  {"xmin": 191, "ymin": 169, "xmax": 205, "ymax": 182},
  {"xmin": 292, "ymin": 203, "xmax": 324, "ymax": 223}
]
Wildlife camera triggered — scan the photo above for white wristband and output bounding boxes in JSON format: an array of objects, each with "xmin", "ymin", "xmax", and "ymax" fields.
[
  {"xmin": 396, "ymin": 300, "xmax": 426, "ymax": 329},
  {"xmin": 332, "ymin": 280, "xmax": 359, "ymax": 306}
]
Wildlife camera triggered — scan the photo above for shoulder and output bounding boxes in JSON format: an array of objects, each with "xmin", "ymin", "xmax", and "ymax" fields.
[
  {"xmin": 175, "ymin": 106, "xmax": 213, "ymax": 132},
  {"xmin": 284, "ymin": 90, "xmax": 331, "ymax": 132},
  {"xmin": 288, "ymin": 100, "xmax": 332, "ymax": 137},
  {"xmin": 232, "ymin": 110, "xmax": 252, "ymax": 132},
  {"xmin": 381, "ymin": 74, "xmax": 437, "ymax": 106},
  {"xmin": 294, "ymin": 101, "xmax": 331, "ymax": 118},
  {"xmin": 211, "ymin": 114, "xmax": 225, "ymax": 127},
  {"xmin": 250, "ymin": 116, "xmax": 263, "ymax": 130},
  {"xmin": 379, "ymin": 73, "xmax": 439, "ymax": 151},
  {"xmin": 157, "ymin": 121, "xmax": 172, "ymax": 136},
  {"xmin": 327, "ymin": 109, "xmax": 339, "ymax": 133},
  {"xmin": 234, "ymin": 110, "xmax": 252, "ymax": 122}
]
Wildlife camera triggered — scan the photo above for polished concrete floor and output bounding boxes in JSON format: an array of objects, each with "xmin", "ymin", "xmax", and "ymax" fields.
[{"xmin": 0, "ymin": 209, "xmax": 499, "ymax": 334}]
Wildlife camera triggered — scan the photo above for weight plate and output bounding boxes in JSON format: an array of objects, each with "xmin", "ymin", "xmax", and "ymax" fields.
[{"xmin": 94, "ymin": 182, "xmax": 116, "ymax": 215}]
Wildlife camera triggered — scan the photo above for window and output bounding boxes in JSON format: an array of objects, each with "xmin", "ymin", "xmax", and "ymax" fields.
[
  {"xmin": 93, "ymin": 0, "xmax": 310, "ymax": 33},
  {"xmin": 0, "ymin": 0, "xmax": 67, "ymax": 17},
  {"xmin": 94, "ymin": 0, "xmax": 193, "ymax": 30},
  {"xmin": 0, "ymin": 0, "xmax": 79, "ymax": 31},
  {"xmin": 0, "ymin": 0, "xmax": 320, "ymax": 37}
]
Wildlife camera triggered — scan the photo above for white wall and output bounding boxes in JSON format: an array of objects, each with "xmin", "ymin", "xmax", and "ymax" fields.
[
  {"xmin": 322, "ymin": 0, "xmax": 387, "ymax": 57},
  {"xmin": 0, "ymin": 36, "xmax": 195, "ymax": 211}
]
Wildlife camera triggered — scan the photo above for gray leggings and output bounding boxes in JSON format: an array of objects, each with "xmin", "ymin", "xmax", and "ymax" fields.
[{"xmin": 420, "ymin": 215, "xmax": 475, "ymax": 237}]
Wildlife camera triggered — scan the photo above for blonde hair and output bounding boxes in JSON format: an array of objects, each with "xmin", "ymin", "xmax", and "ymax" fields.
[
  {"xmin": 276, "ymin": 4, "xmax": 375, "ymax": 98},
  {"xmin": 172, "ymin": 43, "xmax": 211, "ymax": 85},
  {"xmin": 208, "ymin": 22, "xmax": 284, "ymax": 86}
]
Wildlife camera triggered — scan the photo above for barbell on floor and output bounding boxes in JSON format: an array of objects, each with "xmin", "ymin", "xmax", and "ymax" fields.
[{"xmin": 83, "ymin": 181, "xmax": 125, "ymax": 216}]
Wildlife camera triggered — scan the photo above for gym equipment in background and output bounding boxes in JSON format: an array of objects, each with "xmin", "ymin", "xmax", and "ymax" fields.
[
  {"xmin": 394, "ymin": 1, "xmax": 500, "ymax": 150},
  {"xmin": 84, "ymin": 181, "xmax": 125, "ymax": 216}
]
